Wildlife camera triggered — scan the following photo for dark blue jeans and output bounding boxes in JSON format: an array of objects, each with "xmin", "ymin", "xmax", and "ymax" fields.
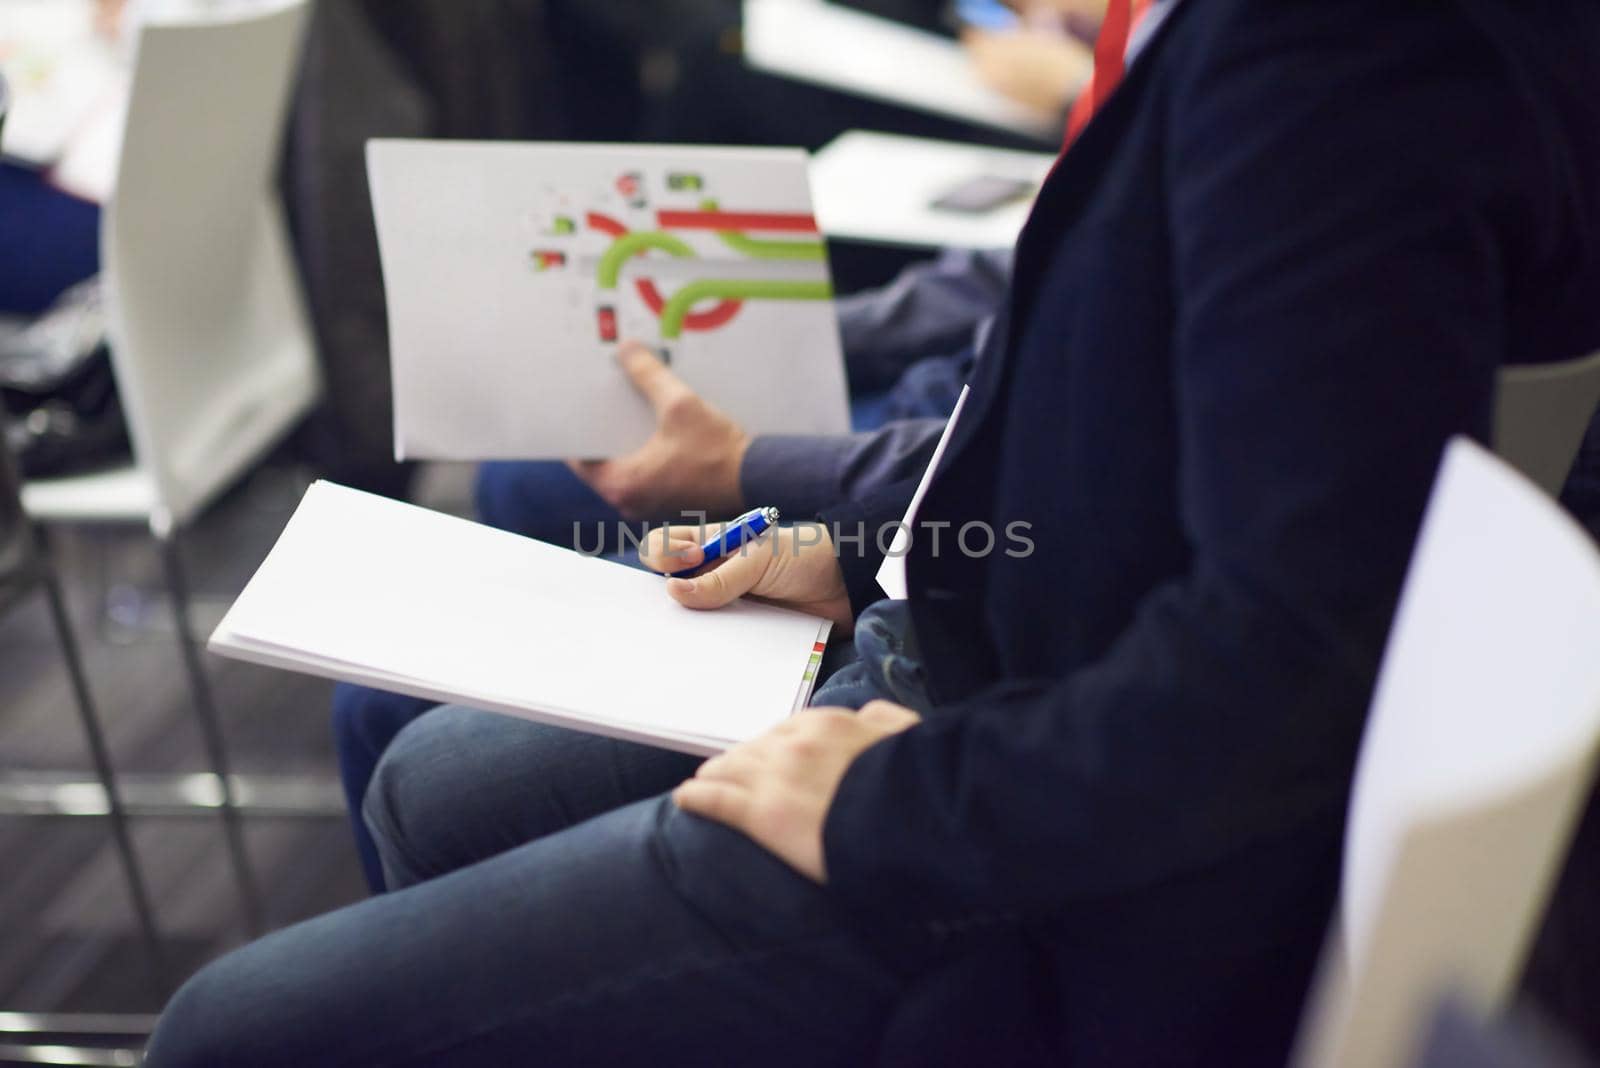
[
  {"xmin": 146, "ymin": 790, "xmax": 921, "ymax": 1065},
  {"xmin": 330, "ymin": 462, "xmax": 641, "ymax": 890},
  {"xmin": 147, "ymin": 606, "xmax": 943, "ymax": 1065},
  {"xmin": 0, "ymin": 163, "xmax": 100, "ymax": 315},
  {"xmin": 333, "ymin": 596, "xmax": 926, "ymax": 890}
]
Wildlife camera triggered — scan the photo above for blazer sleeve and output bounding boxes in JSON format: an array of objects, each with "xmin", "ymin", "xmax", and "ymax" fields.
[
  {"xmin": 821, "ymin": 3, "xmax": 1553, "ymax": 918},
  {"xmin": 740, "ymin": 419, "xmax": 945, "ymax": 520},
  {"xmin": 818, "ymin": 476, "xmax": 923, "ymax": 615},
  {"xmin": 837, "ymin": 248, "xmax": 1011, "ymax": 393}
]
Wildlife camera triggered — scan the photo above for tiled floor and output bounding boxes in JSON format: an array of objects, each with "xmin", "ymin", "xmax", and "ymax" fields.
[{"xmin": 0, "ymin": 459, "xmax": 476, "ymax": 1020}]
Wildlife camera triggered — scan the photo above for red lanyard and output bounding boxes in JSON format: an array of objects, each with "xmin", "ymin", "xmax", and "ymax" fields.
[{"xmin": 1063, "ymin": 0, "xmax": 1153, "ymax": 149}]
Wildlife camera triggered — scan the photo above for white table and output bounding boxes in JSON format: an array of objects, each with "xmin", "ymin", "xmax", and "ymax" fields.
[{"xmin": 809, "ymin": 130, "xmax": 1056, "ymax": 249}]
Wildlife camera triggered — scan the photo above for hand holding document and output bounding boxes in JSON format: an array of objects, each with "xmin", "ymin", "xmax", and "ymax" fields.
[
  {"xmin": 741, "ymin": 0, "xmax": 1066, "ymax": 141},
  {"xmin": 367, "ymin": 140, "xmax": 851, "ymax": 461},
  {"xmin": 210, "ymin": 482, "xmax": 832, "ymax": 755}
]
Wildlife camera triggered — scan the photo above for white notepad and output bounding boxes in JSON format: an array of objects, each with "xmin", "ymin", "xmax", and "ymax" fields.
[
  {"xmin": 367, "ymin": 139, "xmax": 851, "ymax": 460},
  {"xmin": 210, "ymin": 482, "xmax": 832, "ymax": 754}
]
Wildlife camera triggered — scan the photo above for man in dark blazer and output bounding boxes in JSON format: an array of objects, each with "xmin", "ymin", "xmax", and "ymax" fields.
[{"xmin": 145, "ymin": 1, "xmax": 1600, "ymax": 1064}]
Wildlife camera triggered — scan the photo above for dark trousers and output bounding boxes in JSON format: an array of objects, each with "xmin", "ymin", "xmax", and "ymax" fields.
[
  {"xmin": 151, "ymin": 618, "xmax": 954, "ymax": 1068},
  {"xmin": 146, "ymin": 731, "xmax": 917, "ymax": 1065},
  {"xmin": 0, "ymin": 164, "xmax": 99, "ymax": 316}
]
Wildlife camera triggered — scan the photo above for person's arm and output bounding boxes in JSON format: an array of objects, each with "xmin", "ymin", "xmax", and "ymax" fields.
[
  {"xmin": 962, "ymin": 25, "xmax": 1090, "ymax": 117},
  {"xmin": 838, "ymin": 249, "xmax": 1010, "ymax": 394},
  {"xmin": 740, "ymin": 419, "xmax": 944, "ymax": 519},
  {"xmin": 570, "ymin": 343, "xmax": 946, "ymax": 523},
  {"xmin": 815, "ymin": 4, "xmax": 1551, "ymax": 916}
]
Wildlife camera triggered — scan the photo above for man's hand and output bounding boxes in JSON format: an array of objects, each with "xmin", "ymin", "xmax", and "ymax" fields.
[
  {"xmin": 963, "ymin": 28, "xmax": 1093, "ymax": 115},
  {"xmin": 674, "ymin": 701, "xmax": 922, "ymax": 883},
  {"xmin": 94, "ymin": 0, "xmax": 127, "ymax": 36},
  {"xmin": 640, "ymin": 520, "xmax": 855, "ymax": 633},
  {"xmin": 568, "ymin": 342, "xmax": 751, "ymax": 520},
  {"xmin": 1002, "ymin": 0, "xmax": 1111, "ymax": 18}
]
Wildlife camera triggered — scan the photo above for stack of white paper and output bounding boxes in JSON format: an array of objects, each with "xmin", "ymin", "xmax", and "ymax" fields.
[
  {"xmin": 210, "ymin": 482, "xmax": 832, "ymax": 754},
  {"xmin": 368, "ymin": 139, "xmax": 852, "ymax": 460}
]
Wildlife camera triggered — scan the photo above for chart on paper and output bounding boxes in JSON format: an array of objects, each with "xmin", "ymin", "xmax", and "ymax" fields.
[
  {"xmin": 530, "ymin": 177, "xmax": 831, "ymax": 353},
  {"xmin": 369, "ymin": 141, "xmax": 852, "ymax": 460}
]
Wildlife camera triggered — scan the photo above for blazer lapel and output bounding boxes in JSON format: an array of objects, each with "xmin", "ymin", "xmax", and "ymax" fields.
[{"xmin": 940, "ymin": 0, "xmax": 1195, "ymax": 467}]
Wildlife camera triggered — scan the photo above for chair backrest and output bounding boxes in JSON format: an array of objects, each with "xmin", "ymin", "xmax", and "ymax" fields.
[
  {"xmin": 1494, "ymin": 351, "xmax": 1600, "ymax": 497},
  {"xmin": 103, "ymin": 0, "xmax": 319, "ymax": 532},
  {"xmin": 1295, "ymin": 438, "xmax": 1600, "ymax": 1068}
]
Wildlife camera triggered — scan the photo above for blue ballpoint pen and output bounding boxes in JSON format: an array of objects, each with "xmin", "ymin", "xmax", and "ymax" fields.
[
  {"xmin": 955, "ymin": 0, "xmax": 1021, "ymax": 31},
  {"xmin": 670, "ymin": 506, "xmax": 780, "ymax": 578}
]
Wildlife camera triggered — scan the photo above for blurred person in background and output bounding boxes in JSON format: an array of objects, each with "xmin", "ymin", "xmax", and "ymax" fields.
[{"xmin": 0, "ymin": 0, "xmax": 124, "ymax": 317}]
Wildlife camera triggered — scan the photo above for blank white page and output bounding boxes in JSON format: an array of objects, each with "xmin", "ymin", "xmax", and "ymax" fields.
[{"xmin": 210, "ymin": 482, "xmax": 831, "ymax": 753}]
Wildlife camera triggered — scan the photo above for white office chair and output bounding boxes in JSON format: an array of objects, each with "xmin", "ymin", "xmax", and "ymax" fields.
[
  {"xmin": 17, "ymin": 0, "xmax": 320, "ymax": 930},
  {"xmin": 1295, "ymin": 438, "xmax": 1600, "ymax": 1068},
  {"xmin": 0, "ymin": 62, "xmax": 162, "ymax": 1068},
  {"xmin": 1494, "ymin": 350, "xmax": 1600, "ymax": 497}
]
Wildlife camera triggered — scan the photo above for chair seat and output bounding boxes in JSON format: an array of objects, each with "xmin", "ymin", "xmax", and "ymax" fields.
[{"xmin": 22, "ymin": 463, "xmax": 157, "ymax": 525}]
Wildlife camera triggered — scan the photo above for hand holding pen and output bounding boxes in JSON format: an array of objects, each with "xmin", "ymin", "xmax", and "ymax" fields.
[{"xmin": 669, "ymin": 506, "xmax": 781, "ymax": 578}]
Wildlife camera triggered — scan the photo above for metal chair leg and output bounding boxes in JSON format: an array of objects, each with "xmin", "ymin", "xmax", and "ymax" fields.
[
  {"xmin": 156, "ymin": 530, "xmax": 266, "ymax": 935},
  {"xmin": 0, "ymin": 1012, "xmax": 155, "ymax": 1067},
  {"xmin": 34, "ymin": 543, "xmax": 167, "ymax": 977}
]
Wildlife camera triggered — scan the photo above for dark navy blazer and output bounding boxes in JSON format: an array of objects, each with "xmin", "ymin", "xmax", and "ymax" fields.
[{"xmin": 818, "ymin": 1, "xmax": 1600, "ymax": 1063}]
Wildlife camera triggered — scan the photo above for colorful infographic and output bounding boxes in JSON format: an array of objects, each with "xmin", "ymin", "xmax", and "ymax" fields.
[
  {"xmin": 525, "ymin": 169, "xmax": 834, "ymax": 362},
  {"xmin": 369, "ymin": 142, "xmax": 852, "ymax": 459}
]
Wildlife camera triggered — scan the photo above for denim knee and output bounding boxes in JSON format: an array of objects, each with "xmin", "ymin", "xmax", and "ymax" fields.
[
  {"xmin": 473, "ymin": 461, "xmax": 528, "ymax": 533},
  {"xmin": 331, "ymin": 684, "xmax": 434, "ymax": 767},
  {"xmin": 358, "ymin": 706, "xmax": 511, "ymax": 889},
  {"xmin": 144, "ymin": 954, "xmax": 268, "ymax": 1068},
  {"xmin": 361, "ymin": 706, "xmax": 703, "ymax": 890},
  {"xmin": 359, "ymin": 719, "xmax": 432, "ymax": 890}
]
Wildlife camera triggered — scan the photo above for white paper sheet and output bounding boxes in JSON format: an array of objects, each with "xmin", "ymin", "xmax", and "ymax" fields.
[
  {"xmin": 742, "ymin": 0, "xmax": 1063, "ymax": 141},
  {"xmin": 367, "ymin": 139, "xmax": 852, "ymax": 460},
  {"xmin": 811, "ymin": 131, "xmax": 1053, "ymax": 250},
  {"xmin": 1295, "ymin": 437, "xmax": 1600, "ymax": 1068},
  {"xmin": 877, "ymin": 386, "xmax": 970, "ymax": 599},
  {"xmin": 210, "ymin": 482, "xmax": 833, "ymax": 754}
]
